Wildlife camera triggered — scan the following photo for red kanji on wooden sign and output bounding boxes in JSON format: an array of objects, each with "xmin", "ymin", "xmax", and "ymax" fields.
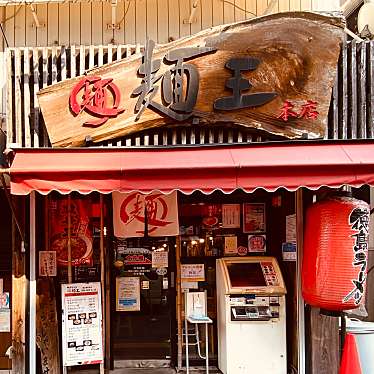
[
  {"xmin": 299, "ymin": 100, "xmax": 319, "ymax": 119},
  {"xmin": 277, "ymin": 100, "xmax": 298, "ymax": 122},
  {"xmin": 277, "ymin": 100, "xmax": 319, "ymax": 122},
  {"xmin": 69, "ymin": 76, "xmax": 125, "ymax": 127}
]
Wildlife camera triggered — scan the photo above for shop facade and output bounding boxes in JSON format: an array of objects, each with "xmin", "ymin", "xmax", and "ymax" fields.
[{"xmin": 0, "ymin": 3, "xmax": 374, "ymax": 374}]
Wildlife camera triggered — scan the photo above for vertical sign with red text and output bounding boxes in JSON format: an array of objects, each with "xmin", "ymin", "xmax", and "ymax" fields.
[{"xmin": 112, "ymin": 191, "xmax": 179, "ymax": 238}]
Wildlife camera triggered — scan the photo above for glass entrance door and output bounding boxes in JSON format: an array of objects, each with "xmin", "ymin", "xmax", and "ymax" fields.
[{"xmin": 112, "ymin": 237, "xmax": 175, "ymax": 362}]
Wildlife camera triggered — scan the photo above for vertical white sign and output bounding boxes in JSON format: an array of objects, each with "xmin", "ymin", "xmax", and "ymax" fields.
[
  {"xmin": 116, "ymin": 277, "xmax": 141, "ymax": 311},
  {"xmin": 61, "ymin": 282, "xmax": 103, "ymax": 367}
]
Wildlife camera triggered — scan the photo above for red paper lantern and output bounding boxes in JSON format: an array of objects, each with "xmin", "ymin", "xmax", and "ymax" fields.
[{"xmin": 302, "ymin": 196, "xmax": 370, "ymax": 311}]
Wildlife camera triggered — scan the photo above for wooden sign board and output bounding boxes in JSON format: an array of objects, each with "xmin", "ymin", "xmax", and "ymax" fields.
[{"xmin": 37, "ymin": 12, "xmax": 345, "ymax": 147}]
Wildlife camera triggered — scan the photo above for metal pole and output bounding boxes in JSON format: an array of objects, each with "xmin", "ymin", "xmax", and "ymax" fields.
[
  {"xmin": 340, "ymin": 313, "xmax": 346, "ymax": 359},
  {"xmin": 99, "ymin": 195, "xmax": 105, "ymax": 374},
  {"xmin": 67, "ymin": 195, "xmax": 72, "ymax": 283},
  {"xmin": 205, "ymin": 323, "xmax": 209, "ymax": 374},
  {"xmin": 296, "ymin": 189, "xmax": 306, "ymax": 374},
  {"xmin": 29, "ymin": 191, "xmax": 36, "ymax": 374},
  {"xmin": 176, "ymin": 235, "xmax": 183, "ymax": 371},
  {"xmin": 185, "ymin": 317, "xmax": 189, "ymax": 374}
]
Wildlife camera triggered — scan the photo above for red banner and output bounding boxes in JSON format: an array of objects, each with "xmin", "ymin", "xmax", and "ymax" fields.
[{"xmin": 49, "ymin": 198, "xmax": 93, "ymax": 266}]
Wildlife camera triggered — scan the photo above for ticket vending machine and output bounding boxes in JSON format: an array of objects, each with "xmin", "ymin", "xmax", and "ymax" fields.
[{"xmin": 216, "ymin": 257, "xmax": 287, "ymax": 374}]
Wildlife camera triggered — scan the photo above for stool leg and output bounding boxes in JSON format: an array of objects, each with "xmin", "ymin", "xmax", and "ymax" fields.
[
  {"xmin": 185, "ymin": 318, "xmax": 189, "ymax": 374},
  {"xmin": 205, "ymin": 323, "xmax": 209, "ymax": 374}
]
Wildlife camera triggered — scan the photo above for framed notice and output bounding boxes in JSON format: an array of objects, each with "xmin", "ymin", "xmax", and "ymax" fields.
[
  {"xmin": 243, "ymin": 203, "xmax": 266, "ymax": 233},
  {"xmin": 116, "ymin": 277, "xmax": 141, "ymax": 312},
  {"xmin": 181, "ymin": 264, "xmax": 205, "ymax": 282},
  {"xmin": 61, "ymin": 282, "xmax": 103, "ymax": 367},
  {"xmin": 222, "ymin": 204, "xmax": 241, "ymax": 228}
]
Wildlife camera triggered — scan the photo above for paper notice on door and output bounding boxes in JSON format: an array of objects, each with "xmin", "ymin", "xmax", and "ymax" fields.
[
  {"xmin": 224, "ymin": 236, "xmax": 238, "ymax": 255},
  {"xmin": 116, "ymin": 277, "xmax": 140, "ymax": 312},
  {"xmin": 152, "ymin": 251, "xmax": 168, "ymax": 268}
]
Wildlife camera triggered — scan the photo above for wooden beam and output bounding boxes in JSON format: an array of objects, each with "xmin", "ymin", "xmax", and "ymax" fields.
[
  {"xmin": 29, "ymin": 192, "xmax": 36, "ymax": 374},
  {"xmin": 308, "ymin": 308, "xmax": 339, "ymax": 374},
  {"xmin": 11, "ymin": 196, "xmax": 26, "ymax": 374},
  {"xmin": 36, "ymin": 197, "xmax": 61, "ymax": 374}
]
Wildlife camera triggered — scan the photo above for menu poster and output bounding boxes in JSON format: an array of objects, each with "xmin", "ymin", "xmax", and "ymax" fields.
[
  {"xmin": 282, "ymin": 242, "xmax": 297, "ymax": 261},
  {"xmin": 181, "ymin": 264, "xmax": 205, "ymax": 282},
  {"xmin": 243, "ymin": 203, "xmax": 266, "ymax": 233},
  {"xmin": 116, "ymin": 277, "xmax": 141, "ymax": 312},
  {"xmin": 0, "ymin": 309, "xmax": 10, "ymax": 332},
  {"xmin": 224, "ymin": 236, "xmax": 238, "ymax": 256},
  {"xmin": 222, "ymin": 204, "xmax": 241, "ymax": 228},
  {"xmin": 39, "ymin": 251, "xmax": 57, "ymax": 277},
  {"xmin": 61, "ymin": 282, "xmax": 103, "ymax": 367},
  {"xmin": 248, "ymin": 234, "xmax": 267, "ymax": 253}
]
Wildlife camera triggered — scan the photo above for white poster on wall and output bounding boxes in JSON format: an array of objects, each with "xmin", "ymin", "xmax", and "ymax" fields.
[
  {"xmin": 116, "ymin": 277, "xmax": 141, "ymax": 312},
  {"xmin": 61, "ymin": 282, "xmax": 103, "ymax": 367},
  {"xmin": 113, "ymin": 191, "xmax": 179, "ymax": 238},
  {"xmin": 0, "ymin": 309, "xmax": 10, "ymax": 332},
  {"xmin": 181, "ymin": 264, "xmax": 205, "ymax": 282}
]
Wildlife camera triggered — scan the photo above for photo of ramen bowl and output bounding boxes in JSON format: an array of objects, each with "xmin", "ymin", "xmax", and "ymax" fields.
[{"xmin": 51, "ymin": 233, "xmax": 93, "ymax": 266}]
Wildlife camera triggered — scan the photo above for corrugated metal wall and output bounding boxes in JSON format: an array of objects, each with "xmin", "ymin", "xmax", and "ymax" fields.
[
  {"xmin": 1, "ymin": 0, "xmax": 316, "ymax": 48},
  {"xmin": 328, "ymin": 40, "xmax": 374, "ymax": 140}
]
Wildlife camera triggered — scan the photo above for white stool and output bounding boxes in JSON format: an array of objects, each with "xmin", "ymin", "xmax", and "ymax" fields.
[{"xmin": 184, "ymin": 291, "xmax": 212, "ymax": 374}]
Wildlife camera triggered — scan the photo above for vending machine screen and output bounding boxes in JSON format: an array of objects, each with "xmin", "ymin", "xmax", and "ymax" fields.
[{"xmin": 227, "ymin": 263, "xmax": 267, "ymax": 287}]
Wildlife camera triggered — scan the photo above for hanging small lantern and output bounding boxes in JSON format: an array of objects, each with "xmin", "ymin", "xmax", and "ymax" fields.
[{"xmin": 302, "ymin": 195, "xmax": 370, "ymax": 311}]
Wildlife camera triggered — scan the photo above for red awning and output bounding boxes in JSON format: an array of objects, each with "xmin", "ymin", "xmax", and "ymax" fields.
[{"xmin": 8, "ymin": 141, "xmax": 374, "ymax": 195}]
